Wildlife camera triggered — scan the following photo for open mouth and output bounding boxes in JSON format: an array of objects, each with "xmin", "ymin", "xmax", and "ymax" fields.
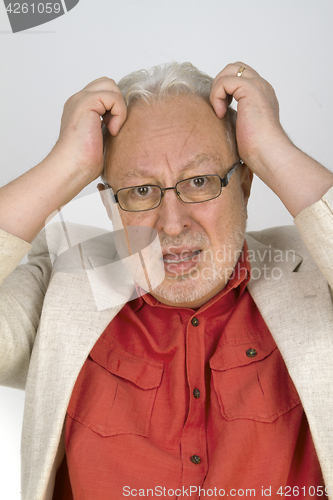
[
  {"xmin": 163, "ymin": 250, "xmax": 201, "ymax": 263},
  {"xmin": 162, "ymin": 249, "xmax": 202, "ymax": 276}
]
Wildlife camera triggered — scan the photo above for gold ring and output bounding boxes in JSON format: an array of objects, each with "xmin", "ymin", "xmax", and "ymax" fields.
[{"xmin": 237, "ymin": 66, "xmax": 246, "ymax": 77}]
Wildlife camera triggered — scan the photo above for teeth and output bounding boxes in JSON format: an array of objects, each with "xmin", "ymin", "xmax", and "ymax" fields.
[{"xmin": 164, "ymin": 250, "xmax": 200, "ymax": 264}]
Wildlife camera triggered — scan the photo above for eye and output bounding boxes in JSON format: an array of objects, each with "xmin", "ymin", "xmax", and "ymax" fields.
[
  {"xmin": 190, "ymin": 176, "xmax": 208, "ymax": 188},
  {"xmin": 133, "ymin": 186, "xmax": 153, "ymax": 197}
]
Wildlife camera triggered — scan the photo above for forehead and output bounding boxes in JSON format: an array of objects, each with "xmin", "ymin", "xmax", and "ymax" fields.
[{"xmin": 105, "ymin": 95, "xmax": 234, "ymax": 183}]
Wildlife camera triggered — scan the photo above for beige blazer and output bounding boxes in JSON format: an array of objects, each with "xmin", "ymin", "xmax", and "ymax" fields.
[{"xmin": 1, "ymin": 187, "xmax": 333, "ymax": 500}]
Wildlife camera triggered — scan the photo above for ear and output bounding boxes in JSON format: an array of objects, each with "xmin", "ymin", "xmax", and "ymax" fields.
[
  {"xmin": 97, "ymin": 183, "xmax": 113, "ymax": 222},
  {"xmin": 97, "ymin": 183, "xmax": 125, "ymax": 231},
  {"xmin": 238, "ymin": 164, "xmax": 253, "ymax": 205}
]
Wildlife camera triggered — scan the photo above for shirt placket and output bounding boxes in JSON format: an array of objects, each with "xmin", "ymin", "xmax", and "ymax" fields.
[{"xmin": 180, "ymin": 314, "xmax": 208, "ymax": 498}]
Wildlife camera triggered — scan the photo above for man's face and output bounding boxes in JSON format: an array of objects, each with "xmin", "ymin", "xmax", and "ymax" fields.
[{"xmin": 104, "ymin": 95, "xmax": 252, "ymax": 308}]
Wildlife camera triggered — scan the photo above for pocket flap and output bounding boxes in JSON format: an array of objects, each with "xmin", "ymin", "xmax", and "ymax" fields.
[
  {"xmin": 90, "ymin": 339, "xmax": 163, "ymax": 390},
  {"xmin": 210, "ymin": 336, "xmax": 276, "ymax": 371}
]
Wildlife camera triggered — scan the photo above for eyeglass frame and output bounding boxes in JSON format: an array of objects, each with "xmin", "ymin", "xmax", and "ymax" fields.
[{"xmin": 104, "ymin": 159, "xmax": 243, "ymax": 213}]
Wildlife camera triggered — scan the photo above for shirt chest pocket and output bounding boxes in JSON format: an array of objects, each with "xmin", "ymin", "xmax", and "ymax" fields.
[
  {"xmin": 67, "ymin": 340, "xmax": 164, "ymax": 437},
  {"xmin": 210, "ymin": 341, "xmax": 301, "ymax": 423}
]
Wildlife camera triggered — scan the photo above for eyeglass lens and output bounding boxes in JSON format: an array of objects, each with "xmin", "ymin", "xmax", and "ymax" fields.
[{"xmin": 117, "ymin": 175, "xmax": 222, "ymax": 212}]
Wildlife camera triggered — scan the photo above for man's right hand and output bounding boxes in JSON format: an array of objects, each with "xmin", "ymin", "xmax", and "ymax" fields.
[
  {"xmin": 52, "ymin": 77, "xmax": 127, "ymax": 182},
  {"xmin": 0, "ymin": 78, "xmax": 127, "ymax": 243}
]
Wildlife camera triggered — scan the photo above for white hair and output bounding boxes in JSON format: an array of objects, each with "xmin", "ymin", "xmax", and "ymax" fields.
[
  {"xmin": 118, "ymin": 61, "xmax": 214, "ymax": 105},
  {"xmin": 102, "ymin": 62, "xmax": 237, "ymax": 172}
]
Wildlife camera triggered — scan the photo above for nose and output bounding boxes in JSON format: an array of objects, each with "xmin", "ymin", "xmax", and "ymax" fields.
[{"xmin": 155, "ymin": 188, "xmax": 192, "ymax": 236}]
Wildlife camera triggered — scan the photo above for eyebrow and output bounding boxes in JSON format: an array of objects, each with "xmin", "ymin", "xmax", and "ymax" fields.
[{"xmin": 120, "ymin": 154, "xmax": 223, "ymax": 184}]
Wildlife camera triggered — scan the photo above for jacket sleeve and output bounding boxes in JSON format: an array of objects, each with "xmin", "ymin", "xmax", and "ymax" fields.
[
  {"xmin": 0, "ymin": 230, "xmax": 53, "ymax": 389},
  {"xmin": 294, "ymin": 185, "xmax": 333, "ymax": 290}
]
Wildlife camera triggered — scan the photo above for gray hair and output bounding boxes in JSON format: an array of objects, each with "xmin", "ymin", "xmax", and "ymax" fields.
[
  {"xmin": 102, "ymin": 62, "xmax": 237, "ymax": 174},
  {"xmin": 118, "ymin": 61, "xmax": 213, "ymax": 105}
]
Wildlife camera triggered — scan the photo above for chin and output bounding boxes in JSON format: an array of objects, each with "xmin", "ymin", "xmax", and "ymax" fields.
[
  {"xmin": 151, "ymin": 225, "xmax": 247, "ymax": 307},
  {"xmin": 151, "ymin": 262, "xmax": 228, "ymax": 306}
]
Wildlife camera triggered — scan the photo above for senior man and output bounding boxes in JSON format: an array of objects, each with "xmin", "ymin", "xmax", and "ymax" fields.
[{"xmin": 1, "ymin": 62, "xmax": 333, "ymax": 499}]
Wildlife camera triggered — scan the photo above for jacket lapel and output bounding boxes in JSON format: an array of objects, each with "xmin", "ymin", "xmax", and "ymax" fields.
[
  {"xmin": 24, "ymin": 222, "xmax": 165, "ymax": 498},
  {"xmin": 23, "ymin": 262, "xmax": 135, "ymax": 498},
  {"xmin": 246, "ymin": 235, "xmax": 333, "ymax": 487}
]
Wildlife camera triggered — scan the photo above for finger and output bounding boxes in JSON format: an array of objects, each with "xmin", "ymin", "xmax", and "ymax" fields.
[
  {"xmin": 214, "ymin": 62, "xmax": 259, "ymax": 81},
  {"xmin": 102, "ymin": 110, "xmax": 112, "ymax": 130},
  {"xmin": 82, "ymin": 77, "xmax": 120, "ymax": 92},
  {"xmin": 210, "ymin": 61, "xmax": 261, "ymax": 117},
  {"xmin": 68, "ymin": 79, "xmax": 124, "ymax": 110},
  {"xmin": 97, "ymin": 92, "xmax": 127, "ymax": 136},
  {"xmin": 212, "ymin": 75, "xmax": 258, "ymax": 109},
  {"xmin": 210, "ymin": 75, "xmax": 240, "ymax": 119},
  {"xmin": 73, "ymin": 89, "xmax": 127, "ymax": 136},
  {"xmin": 210, "ymin": 90, "xmax": 230, "ymax": 119}
]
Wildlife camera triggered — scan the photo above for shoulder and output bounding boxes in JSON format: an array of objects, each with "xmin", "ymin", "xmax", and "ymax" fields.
[
  {"xmin": 29, "ymin": 223, "xmax": 117, "ymax": 271},
  {"xmin": 246, "ymin": 225, "xmax": 309, "ymax": 256},
  {"xmin": 245, "ymin": 225, "xmax": 321, "ymax": 273},
  {"xmin": 31, "ymin": 222, "xmax": 113, "ymax": 254}
]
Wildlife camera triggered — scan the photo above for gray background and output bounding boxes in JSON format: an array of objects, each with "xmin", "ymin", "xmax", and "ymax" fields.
[{"xmin": 0, "ymin": 0, "xmax": 332, "ymax": 496}]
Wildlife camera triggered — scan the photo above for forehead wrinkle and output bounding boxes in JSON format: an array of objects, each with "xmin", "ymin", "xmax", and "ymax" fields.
[
  {"xmin": 118, "ymin": 153, "xmax": 224, "ymax": 186},
  {"xmin": 184, "ymin": 153, "xmax": 224, "ymax": 171},
  {"xmin": 132, "ymin": 125, "xmax": 184, "ymax": 145},
  {"xmin": 178, "ymin": 112, "xmax": 203, "ymax": 159},
  {"xmin": 120, "ymin": 168, "xmax": 155, "ymax": 184}
]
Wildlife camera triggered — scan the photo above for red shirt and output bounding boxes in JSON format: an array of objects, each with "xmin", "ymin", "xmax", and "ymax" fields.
[{"xmin": 63, "ymin": 246, "xmax": 324, "ymax": 499}]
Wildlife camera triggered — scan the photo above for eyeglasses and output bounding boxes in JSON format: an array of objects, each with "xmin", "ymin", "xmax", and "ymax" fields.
[{"xmin": 105, "ymin": 160, "xmax": 243, "ymax": 213}]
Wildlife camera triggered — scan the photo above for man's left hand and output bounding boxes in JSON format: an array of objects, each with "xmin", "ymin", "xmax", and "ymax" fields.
[
  {"xmin": 210, "ymin": 62, "xmax": 333, "ymax": 217},
  {"xmin": 210, "ymin": 62, "xmax": 290, "ymax": 176}
]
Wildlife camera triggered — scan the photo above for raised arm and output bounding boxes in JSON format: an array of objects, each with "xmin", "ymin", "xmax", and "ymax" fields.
[
  {"xmin": 210, "ymin": 62, "xmax": 333, "ymax": 217},
  {"xmin": 0, "ymin": 77, "xmax": 127, "ymax": 243}
]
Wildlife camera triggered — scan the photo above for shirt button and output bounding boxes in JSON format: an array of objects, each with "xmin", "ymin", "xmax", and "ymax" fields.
[
  {"xmin": 246, "ymin": 348, "xmax": 257, "ymax": 358},
  {"xmin": 191, "ymin": 317, "xmax": 199, "ymax": 327},
  {"xmin": 193, "ymin": 388, "xmax": 201, "ymax": 399},
  {"xmin": 191, "ymin": 455, "xmax": 202, "ymax": 464}
]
